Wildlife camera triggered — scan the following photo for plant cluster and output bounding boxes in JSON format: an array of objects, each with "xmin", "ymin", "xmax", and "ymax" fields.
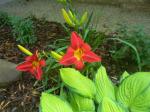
[
  {"xmin": 14, "ymin": 0, "xmax": 150, "ymax": 112},
  {"xmin": 0, "ymin": 11, "xmax": 10, "ymax": 27},
  {"xmin": 10, "ymin": 16, "xmax": 37, "ymax": 44},
  {"xmin": 41, "ymin": 66, "xmax": 150, "ymax": 112},
  {"xmin": 0, "ymin": 12, "xmax": 37, "ymax": 45},
  {"xmin": 110, "ymin": 24, "xmax": 150, "ymax": 70}
]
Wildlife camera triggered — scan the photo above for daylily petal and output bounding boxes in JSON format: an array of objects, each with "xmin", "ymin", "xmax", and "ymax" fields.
[
  {"xmin": 39, "ymin": 60, "xmax": 46, "ymax": 67},
  {"xmin": 35, "ymin": 66, "xmax": 43, "ymax": 80},
  {"xmin": 25, "ymin": 54, "xmax": 38, "ymax": 61},
  {"xmin": 67, "ymin": 46, "xmax": 74, "ymax": 53},
  {"xmin": 16, "ymin": 62, "xmax": 32, "ymax": 71},
  {"xmin": 82, "ymin": 51, "xmax": 101, "ymax": 63},
  {"xmin": 82, "ymin": 43, "xmax": 91, "ymax": 51},
  {"xmin": 75, "ymin": 60, "xmax": 84, "ymax": 70},
  {"xmin": 29, "ymin": 68, "xmax": 36, "ymax": 76},
  {"xmin": 71, "ymin": 32, "xmax": 83, "ymax": 49},
  {"xmin": 60, "ymin": 52, "xmax": 76, "ymax": 66}
]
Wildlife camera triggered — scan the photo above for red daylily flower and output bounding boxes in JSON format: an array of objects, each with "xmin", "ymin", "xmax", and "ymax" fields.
[
  {"xmin": 60, "ymin": 32, "xmax": 101, "ymax": 70},
  {"xmin": 16, "ymin": 51, "xmax": 46, "ymax": 80}
]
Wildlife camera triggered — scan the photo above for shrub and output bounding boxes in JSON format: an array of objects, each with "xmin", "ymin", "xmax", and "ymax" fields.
[{"xmin": 10, "ymin": 16, "xmax": 37, "ymax": 45}]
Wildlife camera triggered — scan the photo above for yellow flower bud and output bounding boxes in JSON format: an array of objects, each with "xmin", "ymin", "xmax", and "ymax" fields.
[
  {"xmin": 50, "ymin": 51, "xmax": 63, "ymax": 61},
  {"xmin": 62, "ymin": 9, "xmax": 75, "ymax": 27},
  {"xmin": 17, "ymin": 45, "xmax": 33, "ymax": 56}
]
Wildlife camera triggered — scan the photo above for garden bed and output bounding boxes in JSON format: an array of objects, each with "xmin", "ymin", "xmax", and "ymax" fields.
[
  {"xmin": 0, "ymin": 17, "xmax": 142, "ymax": 111},
  {"xmin": 0, "ymin": 19, "xmax": 119, "ymax": 112}
]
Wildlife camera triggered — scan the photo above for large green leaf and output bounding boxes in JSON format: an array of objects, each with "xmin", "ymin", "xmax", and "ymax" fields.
[
  {"xmin": 40, "ymin": 92, "xmax": 73, "ymax": 112},
  {"xmin": 60, "ymin": 68, "xmax": 96, "ymax": 98},
  {"xmin": 95, "ymin": 66, "xmax": 116, "ymax": 103},
  {"xmin": 117, "ymin": 72, "xmax": 150, "ymax": 112},
  {"xmin": 68, "ymin": 92, "xmax": 95, "ymax": 112},
  {"xmin": 119, "ymin": 71, "xmax": 130, "ymax": 83},
  {"xmin": 98, "ymin": 97, "xmax": 127, "ymax": 112}
]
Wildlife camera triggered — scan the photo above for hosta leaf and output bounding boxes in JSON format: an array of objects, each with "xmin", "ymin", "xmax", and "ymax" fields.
[
  {"xmin": 95, "ymin": 66, "xmax": 115, "ymax": 103},
  {"xmin": 117, "ymin": 72, "xmax": 150, "ymax": 112},
  {"xmin": 98, "ymin": 97, "xmax": 127, "ymax": 112},
  {"xmin": 60, "ymin": 68, "xmax": 96, "ymax": 98},
  {"xmin": 120, "ymin": 71, "xmax": 130, "ymax": 83},
  {"xmin": 68, "ymin": 92, "xmax": 95, "ymax": 112},
  {"xmin": 40, "ymin": 92, "xmax": 73, "ymax": 112}
]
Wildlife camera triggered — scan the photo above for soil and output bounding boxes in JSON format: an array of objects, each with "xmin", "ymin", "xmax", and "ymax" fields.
[{"xmin": 0, "ymin": 18, "xmax": 136, "ymax": 112}]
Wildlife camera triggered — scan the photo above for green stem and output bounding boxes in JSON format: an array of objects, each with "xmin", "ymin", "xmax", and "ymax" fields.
[
  {"xmin": 110, "ymin": 38, "xmax": 141, "ymax": 71},
  {"xmin": 60, "ymin": 83, "xmax": 65, "ymax": 98},
  {"xmin": 45, "ymin": 85, "xmax": 61, "ymax": 94}
]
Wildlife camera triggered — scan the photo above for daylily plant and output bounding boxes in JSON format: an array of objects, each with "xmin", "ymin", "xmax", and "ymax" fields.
[
  {"xmin": 62, "ymin": 9, "xmax": 88, "ymax": 28},
  {"xmin": 16, "ymin": 46, "xmax": 46, "ymax": 80},
  {"xmin": 60, "ymin": 32, "xmax": 101, "ymax": 70}
]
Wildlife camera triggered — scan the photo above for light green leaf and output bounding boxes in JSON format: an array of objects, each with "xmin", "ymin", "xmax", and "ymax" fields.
[
  {"xmin": 98, "ymin": 97, "xmax": 127, "ymax": 112},
  {"xmin": 95, "ymin": 66, "xmax": 115, "ymax": 103},
  {"xmin": 60, "ymin": 68, "xmax": 96, "ymax": 98},
  {"xmin": 40, "ymin": 92, "xmax": 73, "ymax": 112},
  {"xmin": 120, "ymin": 71, "xmax": 130, "ymax": 83},
  {"xmin": 117, "ymin": 72, "xmax": 150, "ymax": 112},
  {"xmin": 68, "ymin": 92, "xmax": 95, "ymax": 112}
]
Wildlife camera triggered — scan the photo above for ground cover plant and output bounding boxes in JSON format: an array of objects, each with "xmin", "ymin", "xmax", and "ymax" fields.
[
  {"xmin": 41, "ymin": 66, "xmax": 150, "ymax": 112},
  {"xmin": 0, "ymin": 0, "xmax": 150, "ymax": 112}
]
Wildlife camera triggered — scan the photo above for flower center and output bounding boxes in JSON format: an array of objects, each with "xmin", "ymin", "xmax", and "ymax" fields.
[
  {"xmin": 32, "ymin": 61, "xmax": 39, "ymax": 67},
  {"xmin": 74, "ymin": 48, "xmax": 83, "ymax": 61}
]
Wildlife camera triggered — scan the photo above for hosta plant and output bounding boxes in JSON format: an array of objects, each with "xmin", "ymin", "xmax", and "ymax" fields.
[{"xmin": 40, "ymin": 66, "xmax": 150, "ymax": 112}]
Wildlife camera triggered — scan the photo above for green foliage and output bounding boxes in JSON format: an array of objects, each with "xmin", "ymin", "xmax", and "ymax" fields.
[
  {"xmin": 111, "ymin": 24, "xmax": 150, "ymax": 69},
  {"xmin": 83, "ymin": 29, "xmax": 106, "ymax": 51},
  {"xmin": 117, "ymin": 72, "xmax": 150, "ymax": 112},
  {"xmin": 98, "ymin": 97, "xmax": 127, "ymax": 112},
  {"xmin": 119, "ymin": 71, "xmax": 130, "ymax": 82},
  {"xmin": 40, "ymin": 66, "xmax": 150, "ymax": 112},
  {"xmin": 10, "ymin": 16, "xmax": 37, "ymax": 45},
  {"xmin": 68, "ymin": 92, "xmax": 95, "ymax": 112},
  {"xmin": 60, "ymin": 68, "xmax": 96, "ymax": 98},
  {"xmin": 0, "ymin": 11, "xmax": 10, "ymax": 27},
  {"xmin": 40, "ymin": 93, "xmax": 73, "ymax": 112},
  {"xmin": 95, "ymin": 66, "xmax": 115, "ymax": 103}
]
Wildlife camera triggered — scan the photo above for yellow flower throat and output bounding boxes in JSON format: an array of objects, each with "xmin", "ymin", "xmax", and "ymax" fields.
[
  {"xmin": 32, "ymin": 61, "xmax": 39, "ymax": 67},
  {"xmin": 74, "ymin": 49, "xmax": 83, "ymax": 61}
]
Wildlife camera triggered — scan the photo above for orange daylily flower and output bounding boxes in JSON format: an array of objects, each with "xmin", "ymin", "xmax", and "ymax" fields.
[
  {"xmin": 60, "ymin": 32, "xmax": 101, "ymax": 70},
  {"xmin": 16, "ymin": 51, "xmax": 46, "ymax": 80}
]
